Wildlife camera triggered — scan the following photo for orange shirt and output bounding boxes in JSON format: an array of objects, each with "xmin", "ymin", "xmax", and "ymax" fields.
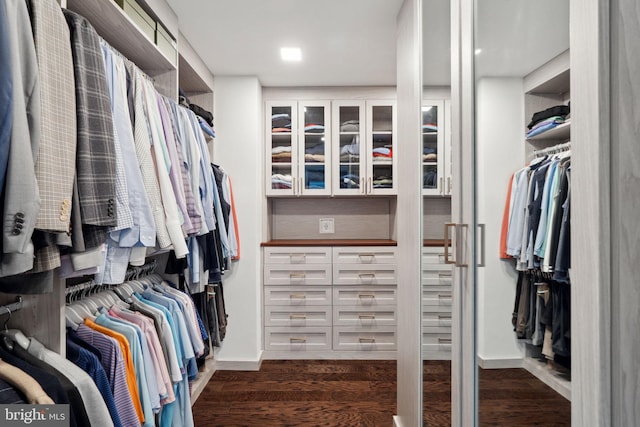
[
  {"xmin": 499, "ymin": 173, "xmax": 515, "ymax": 259},
  {"xmin": 84, "ymin": 318, "xmax": 145, "ymax": 423}
]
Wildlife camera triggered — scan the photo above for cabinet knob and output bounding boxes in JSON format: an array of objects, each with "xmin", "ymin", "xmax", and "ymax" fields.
[
  {"xmin": 290, "ymin": 337, "xmax": 307, "ymax": 343},
  {"xmin": 438, "ymin": 337, "xmax": 452, "ymax": 344},
  {"xmin": 358, "ymin": 314, "xmax": 376, "ymax": 320},
  {"xmin": 289, "ymin": 314, "xmax": 307, "ymax": 320},
  {"xmin": 289, "ymin": 294, "xmax": 306, "ymax": 299},
  {"xmin": 359, "ymin": 337, "xmax": 376, "ymax": 344}
]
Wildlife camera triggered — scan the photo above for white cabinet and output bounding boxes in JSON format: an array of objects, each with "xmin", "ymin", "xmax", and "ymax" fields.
[
  {"xmin": 422, "ymin": 99, "xmax": 452, "ymax": 196},
  {"xmin": 263, "ymin": 245, "xmax": 397, "ymax": 358},
  {"xmin": 332, "ymin": 101, "xmax": 397, "ymax": 196},
  {"xmin": 422, "ymin": 246, "xmax": 453, "ymax": 359},
  {"xmin": 366, "ymin": 101, "xmax": 397, "ymax": 195},
  {"xmin": 266, "ymin": 101, "xmax": 331, "ymax": 196}
]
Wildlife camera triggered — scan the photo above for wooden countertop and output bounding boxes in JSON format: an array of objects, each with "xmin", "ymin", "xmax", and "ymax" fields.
[
  {"xmin": 261, "ymin": 239, "xmax": 397, "ymax": 247},
  {"xmin": 261, "ymin": 239, "xmax": 448, "ymax": 247}
]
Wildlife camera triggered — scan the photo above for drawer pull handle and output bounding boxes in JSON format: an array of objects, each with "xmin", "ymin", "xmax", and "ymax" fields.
[
  {"xmin": 438, "ymin": 314, "xmax": 452, "ymax": 320},
  {"xmin": 358, "ymin": 293, "xmax": 376, "ymax": 299},
  {"xmin": 358, "ymin": 253, "xmax": 376, "ymax": 263},
  {"xmin": 358, "ymin": 314, "xmax": 376, "ymax": 320},
  {"xmin": 289, "ymin": 314, "xmax": 307, "ymax": 320},
  {"xmin": 438, "ymin": 337, "xmax": 452, "ymax": 344},
  {"xmin": 438, "ymin": 271, "xmax": 452, "ymax": 278},
  {"xmin": 290, "ymin": 254, "xmax": 306, "ymax": 263},
  {"xmin": 359, "ymin": 337, "xmax": 376, "ymax": 343},
  {"xmin": 438, "ymin": 293, "xmax": 453, "ymax": 299},
  {"xmin": 289, "ymin": 294, "xmax": 306, "ymax": 299},
  {"xmin": 289, "ymin": 273, "xmax": 306, "ymax": 279},
  {"xmin": 290, "ymin": 337, "xmax": 307, "ymax": 343},
  {"xmin": 358, "ymin": 273, "xmax": 375, "ymax": 282}
]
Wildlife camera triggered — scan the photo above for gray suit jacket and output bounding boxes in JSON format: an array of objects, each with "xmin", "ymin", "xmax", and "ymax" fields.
[{"xmin": 0, "ymin": 0, "xmax": 42, "ymax": 277}]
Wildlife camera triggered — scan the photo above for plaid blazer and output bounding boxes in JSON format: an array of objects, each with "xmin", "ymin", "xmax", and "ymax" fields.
[
  {"xmin": 31, "ymin": 0, "xmax": 77, "ymax": 233},
  {"xmin": 63, "ymin": 9, "xmax": 117, "ymax": 228}
]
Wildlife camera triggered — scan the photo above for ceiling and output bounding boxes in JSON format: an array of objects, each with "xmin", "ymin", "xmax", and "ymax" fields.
[{"xmin": 166, "ymin": 0, "xmax": 569, "ymax": 88}]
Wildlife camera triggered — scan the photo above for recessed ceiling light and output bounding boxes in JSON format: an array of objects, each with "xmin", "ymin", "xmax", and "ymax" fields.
[
  {"xmin": 281, "ymin": 47, "xmax": 302, "ymax": 62},
  {"xmin": 475, "ymin": 48, "xmax": 482, "ymax": 55}
]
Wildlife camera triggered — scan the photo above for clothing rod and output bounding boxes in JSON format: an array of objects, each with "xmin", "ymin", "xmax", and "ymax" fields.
[
  {"xmin": 99, "ymin": 37, "xmax": 154, "ymax": 83},
  {"xmin": 0, "ymin": 297, "xmax": 23, "ymax": 316},
  {"xmin": 533, "ymin": 141, "xmax": 571, "ymax": 157}
]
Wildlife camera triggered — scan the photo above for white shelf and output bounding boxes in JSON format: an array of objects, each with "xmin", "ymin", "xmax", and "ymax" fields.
[
  {"xmin": 526, "ymin": 121, "xmax": 571, "ymax": 141},
  {"xmin": 190, "ymin": 356, "xmax": 216, "ymax": 405},
  {"xmin": 66, "ymin": 0, "xmax": 176, "ymax": 75},
  {"xmin": 522, "ymin": 357, "xmax": 571, "ymax": 401}
]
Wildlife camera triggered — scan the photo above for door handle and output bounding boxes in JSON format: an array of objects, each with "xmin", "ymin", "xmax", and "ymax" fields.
[
  {"xmin": 444, "ymin": 223, "xmax": 468, "ymax": 267},
  {"xmin": 444, "ymin": 223, "xmax": 456, "ymax": 265},
  {"xmin": 478, "ymin": 224, "xmax": 486, "ymax": 267}
]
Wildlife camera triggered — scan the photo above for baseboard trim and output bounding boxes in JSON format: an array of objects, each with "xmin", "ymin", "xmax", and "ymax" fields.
[
  {"xmin": 477, "ymin": 356, "xmax": 523, "ymax": 369},
  {"xmin": 393, "ymin": 415, "xmax": 403, "ymax": 427},
  {"xmin": 214, "ymin": 350, "xmax": 264, "ymax": 371}
]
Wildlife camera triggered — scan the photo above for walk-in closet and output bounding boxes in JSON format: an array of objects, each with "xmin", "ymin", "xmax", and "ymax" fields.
[{"xmin": 0, "ymin": 0, "xmax": 638, "ymax": 426}]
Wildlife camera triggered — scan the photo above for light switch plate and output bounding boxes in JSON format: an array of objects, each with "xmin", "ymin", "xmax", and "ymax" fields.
[{"xmin": 319, "ymin": 218, "xmax": 335, "ymax": 234}]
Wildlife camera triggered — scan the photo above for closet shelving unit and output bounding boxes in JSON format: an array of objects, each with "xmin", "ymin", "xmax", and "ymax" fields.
[{"xmin": 521, "ymin": 49, "xmax": 571, "ymax": 401}]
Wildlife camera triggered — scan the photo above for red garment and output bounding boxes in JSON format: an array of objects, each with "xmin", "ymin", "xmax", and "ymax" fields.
[
  {"xmin": 228, "ymin": 177, "xmax": 240, "ymax": 260},
  {"xmin": 499, "ymin": 173, "xmax": 515, "ymax": 259}
]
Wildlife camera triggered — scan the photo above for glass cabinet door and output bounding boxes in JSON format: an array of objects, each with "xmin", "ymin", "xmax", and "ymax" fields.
[
  {"xmin": 367, "ymin": 101, "xmax": 396, "ymax": 195},
  {"xmin": 332, "ymin": 101, "xmax": 365, "ymax": 195},
  {"xmin": 266, "ymin": 102, "xmax": 297, "ymax": 196},
  {"xmin": 299, "ymin": 101, "xmax": 331, "ymax": 196},
  {"xmin": 422, "ymin": 100, "xmax": 445, "ymax": 195}
]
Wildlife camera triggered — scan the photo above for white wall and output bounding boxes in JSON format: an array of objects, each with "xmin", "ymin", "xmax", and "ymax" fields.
[
  {"xmin": 212, "ymin": 76, "xmax": 264, "ymax": 368},
  {"xmin": 476, "ymin": 77, "xmax": 525, "ymax": 363}
]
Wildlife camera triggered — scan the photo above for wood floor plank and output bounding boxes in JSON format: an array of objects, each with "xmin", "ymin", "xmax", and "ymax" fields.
[{"xmin": 192, "ymin": 360, "xmax": 570, "ymax": 427}]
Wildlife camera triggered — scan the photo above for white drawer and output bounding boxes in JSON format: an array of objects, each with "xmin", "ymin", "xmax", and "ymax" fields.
[
  {"xmin": 333, "ymin": 264, "xmax": 397, "ymax": 285},
  {"xmin": 264, "ymin": 305, "xmax": 332, "ymax": 327},
  {"xmin": 422, "ymin": 312, "xmax": 453, "ymax": 328},
  {"xmin": 422, "ymin": 287, "xmax": 453, "ymax": 307},
  {"xmin": 332, "ymin": 247, "xmax": 397, "ymax": 265},
  {"xmin": 333, "ymin": 327, "xmax": 397, "ymax": 351},
  {"xmin": 264, "ymin": 264, "xmax": 331, "ymax": 285},
  {"xmin": 332, "ymin": 286, "xmax": 397, "ymax": 306},
  {"xmin": 265, "ymin": 327, "xmax": 332, "ymax": 351},
  {"xmin": 333, "ymin": 305, "xmax": 397, "ymax": 327},
  {"xmin": 264, "ymin": 286, "xmax": 332, "ymax": 306},
  {"xmin": 422, "ymin": 333, "xmax": 452, "ymax": 352},
  {"xmin": 421, "ymin": 264, "xmax": 453, "ymax": 286},
  {"xmin": 264, "ymin": 247, "xmax": 332, "ymax": 264},
  {"xmin": 422, "ymin": 247, "xmax": 447, "ymax": 264}
]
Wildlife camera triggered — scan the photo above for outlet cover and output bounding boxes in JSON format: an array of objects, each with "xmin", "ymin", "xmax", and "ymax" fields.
[{"xmin": 319, "ymin": 218, "xmax": 335, "ymax": 234}]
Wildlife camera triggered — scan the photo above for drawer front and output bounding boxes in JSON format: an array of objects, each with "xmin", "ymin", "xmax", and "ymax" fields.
[
  {"xmin": 333, "ymin": 264, "xmax": 397, "ymax": 285},
  {"xmin": 332, "ymin": 247, "xmax": 397, "ymax": 265},
  {"xmin": 333, "ymin": 305, "xmax": 397, "ymax": 327},
  {"xmin": 333, "ymin": 327, "xmax": 397, "ymax": 351},
  {"xmin": 421, "ymin": 264, "xmax": 453, "ymax": 286},
  {"xmin": 264, "ymin": 286, "xmax": 332, "ymax": 306},
  {"xmin": 264, "ymin": 247, "xmax": 332, "ymax": 264},
  {"xmin": 422, "ymin": 312, "xmax": 453, "ymax": 328},
  {"xmin": 422, "ymin": 333, "xmax": 452, "ymax": 352},
  {"xmin": 421, "ymin": 325, "xmax": 452, "ymax": 335},
  {"xmin": 265, "ymin": 327, "xmax": 332, "ymax": 351},
  {"xmin": 422, "ymin": 247, "xmax": 446, "ymax": 264},
  {"xmin": 265, "ymin": 306, "xmax": 332, "ymax": 327},
  {"xmin": 422, "ymin": 286, "xmax": 453, "ymax": 307},
  {"xmin": 332, "ymin": 286, "xmax": 397, "ymax": 306},
  {"xmin": 264, "ymin": 264, "xmax": 331, "ymax": 285}
]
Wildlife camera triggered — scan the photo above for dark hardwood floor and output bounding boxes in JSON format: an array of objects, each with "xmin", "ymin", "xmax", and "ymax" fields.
[{"xmin": 192, "ymin": 360, "xmax": 570, "ymax": 426}]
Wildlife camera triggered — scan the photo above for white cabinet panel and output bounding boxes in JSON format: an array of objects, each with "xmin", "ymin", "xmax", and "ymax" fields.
[
  {"xmin": 264, "ymin": 286, "xmax": 332, "ymax": 306},
  {"xmin": 421, "ymin": 264, "xmax": 453, "ymax": 287},
  {"xmin": 333, "ymin": 264, "xmax": 397, "ymax": 285},
  {"xmin": 333, "ymin": 305, "xmax": 397, "ymax": 327},
  {"xmin": 422, "ymin": 286, "xmax": 453, "ymax": 307},
  {"xmin": 265, "ymin": 306, "xmax": 332, "ymax": 327},
  {"xmin": 332, "ymin": 246, "xmax": 397, "ymax": 265},
  {"xmin": 264, "ymin": 264, "xmax": 332, "ymax": 286},
  {"xmin": 264, "ymin": 247, "xmax": 332, "ymax": 264},
  {"xmin": 332, "ymin": 286, "xmax": 397, "ymax": 306},
  {"xmin": 265, "ymin": 327, "xmax": 332, "ymax": 351},
  {"xmin": 333, "ymin": 327, "xmax": 397, "ymax": 351}
]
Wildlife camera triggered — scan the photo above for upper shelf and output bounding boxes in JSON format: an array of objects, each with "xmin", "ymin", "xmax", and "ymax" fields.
[
  {"xmin": 526, "ymin": 121, "xmax": 571, "ymax": 141},
  {"xmin": 66, "ymin": 0, "xmax": 176, "ymax": 76},
  {"xmin": 524, "ymin": 49, "xmax": 570, "ymax": 95}
]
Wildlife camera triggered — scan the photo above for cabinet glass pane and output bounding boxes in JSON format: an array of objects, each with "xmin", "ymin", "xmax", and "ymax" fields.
[
  {"xmin": 371, "ymin": 105, "xmax": 393, "ymax": 190},
  {"xmin": 304, "ymin": 106, "xmax": 326, "ymax": 130},
  {"xmin": 422, "ymin": 105, "xmax": 439, "ymax": 189},
  {"xmin": 338, "ymin": 106, "xmax": 361, "ymax": 189},
  {"xmin": 305, "ymin": 165, "xmax": 325, "ymax": 189},
  {"xmin": 270, "ymin": 106, "xmax": 293, "ymax": 190}
]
